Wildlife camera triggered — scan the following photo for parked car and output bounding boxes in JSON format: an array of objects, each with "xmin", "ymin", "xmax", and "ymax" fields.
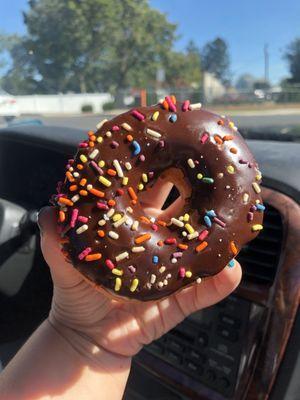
[{"xmin": 0, "ymin": 89, "xmax": 20, "ymax": 121}]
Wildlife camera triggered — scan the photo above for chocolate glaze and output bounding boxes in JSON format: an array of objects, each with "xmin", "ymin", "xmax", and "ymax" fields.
[{"xmin": 54, "ymin": 98, "xmax": 264, "ymax": 301}]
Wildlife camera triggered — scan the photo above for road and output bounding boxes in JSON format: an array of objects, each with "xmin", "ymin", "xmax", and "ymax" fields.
[{"xmin": 2, "ymin": 111, "xmax": 300, "ymax": 130}]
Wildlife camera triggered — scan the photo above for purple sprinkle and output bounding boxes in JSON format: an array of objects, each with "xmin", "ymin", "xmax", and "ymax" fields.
[
  {"xmin": 111, "ymin": 141, "xmax": 119, "ymax": 148},
  {"xmin": 112, "ymin": 125, "xmax": 120, "ymax": 132},
  {"xmin": 78, "ymin": 247, "xmax": 92, "ymax": 260},
  {"xmin": 97, "ymin": 201, "xmax": 109, "ymax": 210},
  {"xmin": 247, "ymin": 212, "xmax": 254, "ymax": 222},
  {"xmin": 148, "ymin": 171, "xmax": 154, "ymax": 179},
  {"xmin": 139, "ymin": 154, "xmax": 145, "ymax": 162},
  {"xmin": 79, "ymin": 142, "xmax": 88, "ymax": 148},
  {"xmin": 128, "ymin": 265, "xmax": 136, "ymax": 274},
  {"xmin": 172, "ymin": 252, "xmax": 183, "ymax": 258},
  {"xmin": 248, "ymin": 162, "xmax": 253, "ymax": 168},
  {"xmin": 158, "ymin": 140, "xmax": 165, "ymax": 148},
  {"xmin": 239, "ymin": 159, "xmax": 248, "ymax": 164},
  {"xmin": 250, "ymin": 205, "xmax": 257, "ymax": 212},
  {"xmin": 78, "ymin": 216, "xmax": 88, "ymax": 223},
  {"xmin": 56, "ymin": 193, "xmax": 65, "ymax": 199},
  {"xmin": 90, "ymin": 161, "xmax": 104, "ymax": 175},
  {"xmin": 66, "ymin": 164, "xmax": 71, "ymax": 169},
  {"xmin": 131, "ymin": 109, "xmax": 145, "ymax": 121},
  {"xmin": 213, "ymin": 217, "xmax": 226, "ymax": 228}
]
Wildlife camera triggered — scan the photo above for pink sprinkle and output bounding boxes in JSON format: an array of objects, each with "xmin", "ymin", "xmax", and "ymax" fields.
[
  {"xmin": 131, "ymin": 109, "xmax": 145, "ymax": 121},
  {"xmin": 182, "ymin": 100, "xmax": 190, "ymax": 112},
  {"xmin": 139, "ymin": 154, "xmax": 145, "ymax": 162},
  {"xmin": 165, "ymin": 237, "xmax": 177, "ymax": 245},
  {"xmin": 56, "ymin": 193, "xmax": 65, "ymax": 199},
  {"xmin": 198, "ymin": 229, "xmax": 209, "ymax": 241},
  {"xmin": 68, "ymin": 159, "xmax": 74, "ymax": 164},
  {"xmin": 90, "ymin": 160, "xmax": 103, "ymax": 175},
  {"xmin": 200, "ymin": 132, "xmax": 209, "ymax": 144},
  {"xmin": 178, "ymin": 267, "xmax": 186, "ymax": 278},
  {"xmin": 79, "ymin": 142, "xmax": 88, "ymax": 148},
  {"xmin": 247, "ymin": 212, "xmax": 254, "ymax": 222},
  {"xmin": 239, "ymin": 159, "xmax": 248, "ymax": 164},
  {"xmin": 70, "ymin": 209, "xmax": 79, "ymax": 228},
  {"xmin": 165, "ymin": 96, "xmax": 177, "ymax": 112},
  {"xmin": 250, "ymin": 205, "xmax": 257, "ymax": 212},
  {"xmin": 151, "ymin": 224, "xmax": 158, "ymax": 231},
  {"xmin": 78, "ymin": 216, "xmax": 88, "ymax": 223},
  {"xmin": 213, "ymin": 217, "xmax": 226, "ymax": 228},
  {"xmin": 111, "ymin": 141, "xmax": 119, "ymax": 148},
  {"xmin": 173, "ymin": 252, "xmax": 183, "ymax": 258},
  {"xmin": 148, "ymin": 171, "xmax": 154, "ymax": 179},
  {"xmin": 158, "ymin": 140, "xmax": 165, "ymax": 148},
  {"xmin": 105, "ymin": 259, "xmax": 115, "ymax": 270},
  {"xmin": 128, "ymin": 265, "xmax": 136, "ymax": 274},
  {"xmin": 112, "ymin": 125, "xmax": 120, "ymax": 132},
  {"xmin": 78, "ymin": 247, "xmax": 92, "ymax": 260},
  {"xmin": 97, "ymin": 201, "xmax": 109, "ymax": 210}
]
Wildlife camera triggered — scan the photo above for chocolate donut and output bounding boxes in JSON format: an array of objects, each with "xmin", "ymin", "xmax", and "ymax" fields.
[{"xmin": 53, "ymin": 96, "xmax": 264, "ymax": 301}]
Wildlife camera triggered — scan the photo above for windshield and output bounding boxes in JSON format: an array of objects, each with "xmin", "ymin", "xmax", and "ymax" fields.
[{"xmin": 1, "ymin": 0, "xmax": 300, "ymax": 141}]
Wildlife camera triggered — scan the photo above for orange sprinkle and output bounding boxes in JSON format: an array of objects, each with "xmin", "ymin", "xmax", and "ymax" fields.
[
  {"xmin": 107, "ymin": 169, "xmax": 117, "ymax": 176},
  {"xmin": 61, "ymin": 249, "xmax": 69, "ymax": 257},
  {"xmin": 230, "ymin": 241, "xmax": 238, "ymax": 255},
  {"xmin": 135, "ymin": 233, "xmax": 152, "ymax": 244},
  {"xmin": 157, "ymin": 240, "xmax": 164, "ymax": 247},
  {"xmin": 90, "ymin": 135, "xmax": 96, "ymax": 142},
  {"xmin": 69, "ymin": 184, "xmax": 78, "ymax": 192},
  {"xmin": 218, "ymin": 120, "xmax": 224, "ymax": 126},
  {"xmin": 196, "ymin": 241, "xmax": 208, "ymax": 252},
  {"xmin": 88, "ymin": 130, "xmax": 94, "ymax": 137},
  {"xmin": 223, "ymin": 135, "xmax": 234, "ymax": 141},
  {"xmin": 171, "ymin": 94, "xmax": 176, "ymax": 104},
  {"xmin": 79, "ymin": 190, "xmax": 88, "ymax": 196},
  {"xmin": 80, "ymin": 178, "xmax": 87, "ymax": 186},
  {"xmin": 230, "ymin": 147, "xmax": 238, "ymax": 154},
  {"xmin": 128, "ymin": 187, "xmax": 138, "ymax": 201},
  {"xmin": 89, "ymin": 141, "xmax": 95, "ymax": 147},
  {"xmin": 58, "ymin": 198, "xmax": 73, "ymax": 207},
  {"xmin": 131, "ymin": 200, "xmax": 137, "ymax": 206},
  {"xmin": 59, "ymin": 210, "xmax": 65, "ymax": 222},
  {"xmin": 66, "ymin": 171, "xmax": 75, "ymax": 182},
  {"xmin": 178, "ymin": 243, "xmax": 188, "ymax": 250},
  {"xmin": 126, "ymin": 134, "xmax": 133, "ymax": 142},
  {"xmin": 108, "ymin": 199, "xmax": 116, "ymax": 207},
  {"xmin": 214, "ymin": 134, "xmax": 223, "ymax": 145},
  {"xmin": 140, "ymin": 216, "xmax": 151, "ymax": 224},
  {"xmin": 85, "ymin": 253, "xmax": 102, "ymax": 261},
  {"xmin": 157, "ymin": 220, "xmax": 167, "ymax": 227},
  {"xmin": 77, "ymin": 164, "xmax": 84, "ymax": 170},
  {"xmin": 59, "ymin": 238, "xmax": 69, "ymax": 244},
  {"xmin": 89, "ymin": 188, "xmax": 105, "ymax": 198},
  {"xmin": 162, "ymin": 99, "xmax": 169, "ymax": 110},
  {"xmin": 97, "ymin": 230, "xmax": 105, "ymax": 238}
]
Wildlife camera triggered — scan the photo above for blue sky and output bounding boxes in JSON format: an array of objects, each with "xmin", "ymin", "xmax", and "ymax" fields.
[{"xmin": 1, "ymin": 0, "xmax": 300, "ymax": 84}]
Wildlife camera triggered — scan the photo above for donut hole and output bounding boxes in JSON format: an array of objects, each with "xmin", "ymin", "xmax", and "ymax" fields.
[{"xmin": 161, "ymin": 185, "xmax": 180, "ymax": 210}]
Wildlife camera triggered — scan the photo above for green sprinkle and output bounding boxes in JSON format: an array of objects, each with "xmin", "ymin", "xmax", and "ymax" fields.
[{"xmin": 202, "ymin": 177, "xmax": 214, "ymax": 184}]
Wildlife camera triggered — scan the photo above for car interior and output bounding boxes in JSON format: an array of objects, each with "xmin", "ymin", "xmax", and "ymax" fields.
[{"xmin": 0, "ymin": 123, "xmax": 299, "ymax": 400}]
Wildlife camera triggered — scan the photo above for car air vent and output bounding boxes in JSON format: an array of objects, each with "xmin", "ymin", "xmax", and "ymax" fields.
[{"xmin": 237, "ymin": 203, "xmax": 283, "ymax": 284}]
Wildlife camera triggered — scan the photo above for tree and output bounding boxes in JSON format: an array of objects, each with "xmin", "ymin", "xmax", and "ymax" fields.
[
  {"xmin": 202, "ymin": 37, "xmax": 230, "ymax": 84},
  {"xmin": 284, "ymin": 38, "xmax": 300, "ymax": 83},
  {"xmin": 2, "ymin": 0, "xmax": 177, "ymax": 94},
  {"xmin": 235, "ymin": 74, "xmax": 255, "ymax": 91}
]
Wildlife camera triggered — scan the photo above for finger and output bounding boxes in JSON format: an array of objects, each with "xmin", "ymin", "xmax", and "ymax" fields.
[
  {"xmin": 140, "ymin": 178, "xmax": 174, "ymax": 210},
  {"xmin": 38, "ymin": 206, "xmax": 83, "ymax": 288}
]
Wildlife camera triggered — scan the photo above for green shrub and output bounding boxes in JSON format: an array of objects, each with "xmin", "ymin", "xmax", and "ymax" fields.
[
  {"xmin": 102, "ymin": 101, "xmax": 116, "ymax": 111},
  {"xmin": 81, "ymin": 104, "xmax": 93, "ymax": 113}
]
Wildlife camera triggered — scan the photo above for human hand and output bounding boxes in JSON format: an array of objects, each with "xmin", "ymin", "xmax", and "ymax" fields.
[{"xmin": 39, "ymin": 206, "xmax": 242, "ymax": 359}]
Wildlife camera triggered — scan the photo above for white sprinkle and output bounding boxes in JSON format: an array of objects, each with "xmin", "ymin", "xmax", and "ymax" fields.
[
  {"xmin": 166, "ymin": 273, "xmax": 171, "ymax": 279},
  {"xmin": 98, "ymin": 219, "xmax": 106, "ymax": 226},
  {"xmin": 76, "ymin": 224, "xmax": 88, "ymax": 234},
  {"xmin": 71, "ymin": 194, "xmax": 80, "ymax": 203},
  {"xmin": 68, "ymin": 167, "xmax": 74, "ymax": 172},
  {"xmin": 187, "ymin": 158, "xmax": 195, "ymax": 168},
  {"xmin": 217, "ymin": 173, "xmax": 224, "ymax": 179},
  {"xmin": 108, "ymin": 231, "xmax": 119, "ymax": 239},
  {"xmin": 87, "ymin": 184, "xmax": 93, "ymax": 190},
  {"xmin": 105, "ymin": 131, "xmax": 112, "ymax": 137},
  {"xmin": 125, "ymin": 217, "xmax": 133, "ymax": 226},
  {"xmin": 125, "ymin": 162, "xmax": 132, "ymax": 171},
  {"xmin": 89, "ymin": 149, "xmax": 99, "ymax": 159},
  {"xmin": 126, "ymin": 206, "xmax": 133, "ymax": 214},
  {"xmin": 243, "ymin": 193, "xmax": 249, "ymax": 204},
  {"xmin": 146, "ymin": 283, "xmax": 152, "ymax": 289},
  {"xmin": 196, "ymin": 277, "xmax": 202, "ymax": 284},
  {"xmin": 182, "ymin": 231, "xmax": 187, "ymax": 237},
  {"xmin": 189, "ymin": 103, "xmax": 202, "ymax": 110},
  {"xmin": 121, "ymin": 122, "xmax": 132, "ymax": 131},
  {"xmin": 96, "ymin": 119, "xmax": 108, "ymax": 130},
  {"xmin": 187, "ymin": 231, "xmax": 199, "ymax": 240},
  {"xmin": 171, "ymin": 217, "xmax": 184, "ymax": 228},
  {"xmin": 159, "ymin": 266, "xmax": 166, "ymax": 273},
  {"xmin": 113, "ymin": 159, "xmax": 124, "ymax": 178},
  {"xmin": 171, "ymin": 258, "xmax": 177, "ymax": 263},
  {"xmin": 107, "ymin": 208, "xmax": 115, "ymax": 218},
  {"xmin": 131, "ymin": 221, "xmax": 139, "ymax": 231},
  {"xmin": 146, "ymin": 128, "xmax": 161, "ymax": 139},
  {"xmin": 158, "ymin": 282, "xmax": 164, "ymax": 288},
  {"xmin": 163, "ymin": 279, "xmax": 168, "ymax": 286},
  {"xmin": 150, "ymin": 274, "xmax": 157, "ymax": 284},
  {"xmin": 113, "ymin": 216, "xmax": 127, "ymax": 228},
  {"xmin": 150, "ymin": 217, "xmax": 156, "ymax": 223},
  {"xmin": 132, "ymin": 246, "xmax": 145, "ymax": 253},
  {"xmin": 103, "ymin": 214, "xmax": 109, "ymax": 221},
  {"xmin": 73, "ymin": 172, "xmax": 80, "ymax": 178},
  {"xmin": 115, "ymin": 252, "xmax": 129, "ymax": 262}
]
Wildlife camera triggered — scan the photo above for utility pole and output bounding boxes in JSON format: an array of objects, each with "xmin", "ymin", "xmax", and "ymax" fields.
[{"xmin": 264, "ymin": 44, "xmax": 269, "ymax": 83}]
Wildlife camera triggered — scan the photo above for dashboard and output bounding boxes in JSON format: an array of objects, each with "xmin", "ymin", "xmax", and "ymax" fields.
[{"xmin": 0, "ymin": 125, "xmax": 299, "ymax": 400}]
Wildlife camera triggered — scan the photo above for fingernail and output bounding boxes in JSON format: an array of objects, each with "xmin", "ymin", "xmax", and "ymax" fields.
[
  {"xmin": 227, "ymin": 259, "xmax": 235, "ymax": 268},
  {"xmin": 37, "ymin": 206, "xmax": 50, "ymax": 236}
]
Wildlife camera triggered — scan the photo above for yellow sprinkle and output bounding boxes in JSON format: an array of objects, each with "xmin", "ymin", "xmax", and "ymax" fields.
[
  {"xmin": 138, "ymin": 183, "xmax": 144, "ymax": 191},
  {"xmin": 122, "ymin": 177, "xmax": 129, "ymax": 186},
  {"xmin": 183, "ymin": 214, "xmax": 190, "ymax": 222},
  {"xmin": 185, "ymin": 271, "xmax": 192, "ymax": 278},
  {"xmin": 142, "ymin": 173, "xmax": 148, "ymax": 183},
  {"xmin": 130, "ymin": 278, "xmax": 139, "ymax": 292},
  {"xmin": 252, "ymin": 182, "xmax": 261, "ymax": 193},
  {"xmin": 96, "ymin": 136, "xmax": 103, "ymax": 143},
  {"xmin": 112, "ymin": 268, "xmax": 124, "ymax": 276},
  {"xmin": 227, "ymin": 165, "xmax": 235, "ymax": 174},
  {"xmin": 80, "ymin": 154, "xmax": 88, "ymax": 163},
  {"xmin": 252, "ymin": 224, "xmax": 263, "ymax": 232},
  {"xmin": 152, "ymin": 111, "xmax": 159, "ymax": 121},
  {"xmin": 228, "ymin": 121, "xmax": 235, "ymax": 129},
  {"xmin": 99, "ymin": 176, "xmax": 111, "ymax": 187},
  {"xmin": 114, "ymin": 277, "xmax": 122, "ymax": 291},
  {"xmin": 112, "ymin": 213, "xmax": 122, "ymax": 222},
  {"xmin": 197, "ymin": 173, "xmax": 203, "ymax": 180},
  {"xmin": 185, "ymin": 223, "xmax": 194, "ymax": 234},
  {"xmin": 256, "ymin": 173, "xmax": 262, "ymax": 181},
  {"xmin": 98, "ymin": 160, "xmax": 105, "ymax": 168}
]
